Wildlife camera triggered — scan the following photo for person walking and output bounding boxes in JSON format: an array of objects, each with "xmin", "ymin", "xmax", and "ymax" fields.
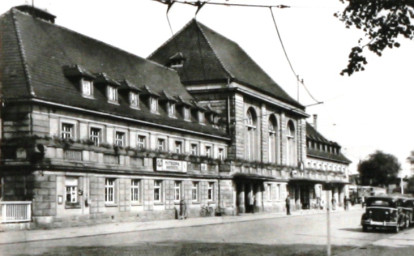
[
  {"xmin": 286, "ymin": 194, "xmax": 291, "ymax": 215},
  {"xmin": 344, "ymin": 196, "xmax": 348, "ymax": 211}
]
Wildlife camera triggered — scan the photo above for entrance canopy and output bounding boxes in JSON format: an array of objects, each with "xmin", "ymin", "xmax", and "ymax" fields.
[{"xmin": 232, "ymin": 173, "xmax": 276, "ymax": 182}]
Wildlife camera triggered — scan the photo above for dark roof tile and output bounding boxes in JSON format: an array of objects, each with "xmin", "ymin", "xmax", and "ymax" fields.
[
  {"xmin": 0, "ymin": 8, "xmax": 227, "ymax": 139},
  {"xmin": 149, "ymin": 19, "xmax": 304, "ymax": 109}
]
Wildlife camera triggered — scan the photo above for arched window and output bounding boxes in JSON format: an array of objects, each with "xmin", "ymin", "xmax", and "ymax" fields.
[
  {"xmin": 245, "ymin": 108, "xmax": 257, "ymax": 161},
  {"xmin": 268, "ymin": 115, "xmax": 278, "ymax": 163},
  {"xmin": 286, "ymin": 120, "xmax": 297, "ymax": 166}
]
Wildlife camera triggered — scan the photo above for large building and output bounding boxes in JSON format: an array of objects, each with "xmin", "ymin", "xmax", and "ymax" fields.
[{"xmin": 0, "ymin": 6, "xmax": 350, "ymax": 228}]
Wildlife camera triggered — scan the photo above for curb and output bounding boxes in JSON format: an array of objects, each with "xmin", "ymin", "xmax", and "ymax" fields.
[{"xmin": 0, "ymin": 207, "xmax": 363, "ymax": 245}]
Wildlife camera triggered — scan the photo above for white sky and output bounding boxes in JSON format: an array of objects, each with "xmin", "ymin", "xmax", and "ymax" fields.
[{"xmin": 1, "ymin": 0, "xmax": 413, "ymax": 176}]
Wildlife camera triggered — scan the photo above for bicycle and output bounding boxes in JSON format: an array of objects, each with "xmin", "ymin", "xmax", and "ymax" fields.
[{"xmin": 200, "ymin": 204, "xmax": 214, "ymax": 217}]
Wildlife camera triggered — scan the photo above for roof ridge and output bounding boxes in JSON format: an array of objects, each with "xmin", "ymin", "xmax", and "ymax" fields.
[
  {"xmin": 12, "ymin": 8, "xmax": 176, "ymax": 76},
  {"xmin": 195, "ymin": 21, "xmax": 235, "ymax": 81},
  {"xmin": 147, "ymin": 19, "xmax": 196, "ymax": 59},
  {"xmin": 196, "ymin": 20, "xmax": 303, "ymax": 109},
  {"xmin": 11, "ymin": 9, "xmax": 35, "ymax": 97}
]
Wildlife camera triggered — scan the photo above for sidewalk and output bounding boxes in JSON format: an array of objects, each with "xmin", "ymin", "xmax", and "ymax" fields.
[{"xmin": 0, "ymin": 206, "xmax": 361, "ymax": 245}]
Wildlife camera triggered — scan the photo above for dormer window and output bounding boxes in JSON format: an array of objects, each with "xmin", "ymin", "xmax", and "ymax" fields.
[
  {"xmin": 129, "ymin": 92, "xmax": 139, "ymax": 109},
  {"xmin": 120, "ymin": 80, "xmax": 141, "ymax": 110},
  {"xmin": 168, "ymin": 52, "xmax": 185, "ymax": 69},
  {"xmin": 150, "ymin": 97, "xmax": 158, "ymax": 113},
  {"xmin": 198, "ymin": 111, "xmax": 205, "ymax": 124},
  {"xmin": 183, "ymin": 107, "xmax": 190, "ymax": 121},
  {"xmin": 107, "ymin": 86, "xmax": 118, "ymax": 103},
  {"xmin": 168, "ymin": 103, "xmax": 176, "ymax": 118},
  {"xmin": 81, "ymin": 79, "xmax": 93, "ymax": 98},
  {"xmin": 63, "ymin": 65, "xmax": 95, "ymax": 99},
  {"xmin": 94, "ymin": 73, "xmax": 120, "ymax": 104}
]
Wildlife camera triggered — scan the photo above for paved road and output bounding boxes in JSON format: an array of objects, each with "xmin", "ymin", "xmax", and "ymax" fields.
[{"xmin": 0, "ymin": 209, "xmax": 407, "ymax": 255}]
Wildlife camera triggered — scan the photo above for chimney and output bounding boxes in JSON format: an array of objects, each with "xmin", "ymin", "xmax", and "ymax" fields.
[{"xmin": 313, "ymin": 114, "xmax": 318, "ymax": 131}]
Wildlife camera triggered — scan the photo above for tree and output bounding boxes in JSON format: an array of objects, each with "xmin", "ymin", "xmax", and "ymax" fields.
[
  {"xmin": 336, "ymin": 0, "xmax": 414, "ymax": 76},
  {"xmin": 358, "ymin": 150, "xmax": 401, "ymax": 187},
  {"xmin": 406, "ymin": 176, "xmax": 414, "ymax": 194}
]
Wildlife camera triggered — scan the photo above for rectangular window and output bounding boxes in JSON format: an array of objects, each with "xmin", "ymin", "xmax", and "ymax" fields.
[
  {"xmin": 175, "ymin": 141, "xmax": 182, "ymax": 154},
  {"xmin": 154, "ymin": 180, "xmax": 162, "ymax": 202},
  {"xmin": 65, "ymin": 177, "xmax": 78, "ymax": 203},
  {"xmin": 198, "ymin": 111, "xmax": 205, "ymax": 123},
  {"xmin": 107, "ymin": 86, "xmax": 118, "ymax": 102},
  {"xmin": 115, "ymin": 132, "xmax": 125, "ymax": 147},
  {"xmin": 218, "ymin": 148, "xmax": 224, "ymax": 160},
  {"xmin": 192, "ymin": 182, "xmax": 199, "ymax": 201},
  {"xmin": 137, "ymin": 135, "xmax": 146, "ymax": 150},
  {"xmin": 267, "ymin": 184, "xmax": 272, "ymax": 201},
  {"xmin": 191, "ymin": 144, "xmax": 198, "ymax": 156},
  {"xmin": 184, "ymin": 107, "xmax": 190, "ymax": 121},
  {"xmin": 129, "ymin": 92, "xmax": 139, "ymax": 108},
  {"xmin": 174, "ymin": 181, "xmax": 181, "ymax": 201},
  {"xmin": 131, "ymin": 179, "xmax": 140, "ymax": 203},
  {"xmin": 81, "ymin": 79, "xmax": 93, "ymax": 97},
  {"xmin": 90, "ymin": 127, "xmax": 101, "ymax": 146},
  {"xmin": 61, "ymin": 123, "xmax": 74, "ymax": 139},
  {"xmin": 207, "ymin": 182, "xmax": 214, "ymax": 201},
  {"xmin": 150, "ymin": 97, "xmax": 158, "ymax": 113},
  {"xmin": 276, "ymin": 184, "xmax": 281, "ymax": 200},
  {"xmin": 157, "ymin": 138, "xmax": 165, "ymax": 151},
  {"xmin": 105, "ymin": 178, "xmax": 115, "ymax": 204},
  {"xmin": 205, "ymin": 146, "xmax": 212, "ymax": 158},
  {"xmin": 169, "ymin": 103, "xmax": 176, "ymax": 117}
]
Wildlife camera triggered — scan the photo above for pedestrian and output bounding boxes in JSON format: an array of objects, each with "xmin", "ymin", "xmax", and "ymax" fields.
[
  {"xmin": 285, "ymin": 194, "xmax": 291, "ymax": 215},
  {"xmin": 252, "ymin": 195, "xmax": 256, "ymax": 214},
  {"xmin": 344, "ymin": 196, "xmax": 348, "ymax": 211},
  {"xmin": 332, "ymin": 198, "xmax": 337, "ymax": 210},
  {"xmin": 179, "ymin": 198, "xmax": 187, "ymax": 219}
]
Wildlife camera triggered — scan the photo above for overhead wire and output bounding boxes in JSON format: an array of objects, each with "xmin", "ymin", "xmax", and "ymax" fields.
[
  {"xmin": 153, "ymin": 0, "xmax": 323, "ymax": 106},
  {"xmin": 269, "ymin": 7, "xmax": 322, "ymax": 105}
]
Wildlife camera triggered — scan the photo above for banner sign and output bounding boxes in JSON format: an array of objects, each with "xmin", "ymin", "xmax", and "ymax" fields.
[{"xmin": 155, "ymin": 158, "xmax": 187, "ymax": 173}]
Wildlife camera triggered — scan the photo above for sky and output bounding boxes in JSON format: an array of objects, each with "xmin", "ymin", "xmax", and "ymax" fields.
[{"xmin": 1, "ymin": 0, "xmax": 413, "ymax": 176}]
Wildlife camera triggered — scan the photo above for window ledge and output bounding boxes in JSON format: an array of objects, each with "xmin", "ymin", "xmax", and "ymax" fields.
[
  {"xmin": 105, "ymin": 203, "xmax": 118, "ymax": 207},
  {"xmin": 108, "ymin": 101, "xmax": 120, "ymax": 105},
  {"xmin": 65, "ymin": 203, "xmax": 81, "ymax": 209},
  {"xmin": 154, "ymin": 202, "xmax": 164, "ymax": 205},
  {"xmin": 81, "ymin": 95, "xmax": 95, "ymax": 100}
]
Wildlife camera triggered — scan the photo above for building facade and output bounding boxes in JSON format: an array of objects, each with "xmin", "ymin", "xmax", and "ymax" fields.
[{"xmin": 0, "ymin": 6, "xmax": 350, "ymax": 228}]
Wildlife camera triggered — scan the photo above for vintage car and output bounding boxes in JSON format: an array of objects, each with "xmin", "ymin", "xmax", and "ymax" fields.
[
  {"xmin": 402, "ymin": 198, "xmax": 414, "ymax": 226},
  {"xmin": 361, "ymin": 196, "xmax": 409, "ymax": 232}
]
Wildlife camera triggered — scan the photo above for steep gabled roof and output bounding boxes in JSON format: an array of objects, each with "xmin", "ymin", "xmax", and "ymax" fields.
[
  {"xmin": 149, "ymin": 19, "xmax": 303, "ymax": 109},
  {"xmin": 0, "ymin": 7, "xmax": 227, "ymax": 139},
  {"xmin": 306, "ymin": 123, "xmax": 351, "ymax": 164}
]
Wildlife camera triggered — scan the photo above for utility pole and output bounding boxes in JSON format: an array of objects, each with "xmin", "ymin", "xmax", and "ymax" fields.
[
  {"xmin": 326, "ymin": 188, "xmax": 331, "ymax": 256},
  {"xmin": 324, "ymin": 183, "xmax": 332, "ymax": 256}
]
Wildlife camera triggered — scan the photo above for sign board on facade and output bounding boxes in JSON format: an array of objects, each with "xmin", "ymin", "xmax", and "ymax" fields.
[{"xmin": 155, "ymin": 158, "xmax": 187, "ymax": 173}]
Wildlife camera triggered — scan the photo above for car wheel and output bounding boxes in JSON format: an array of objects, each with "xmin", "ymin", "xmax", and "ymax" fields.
[{"xmin": 362, "ymin": 225, "xmax": 368, "ymax": 232}]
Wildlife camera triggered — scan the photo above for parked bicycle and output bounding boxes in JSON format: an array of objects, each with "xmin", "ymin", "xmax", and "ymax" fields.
[{"xmin": 200, "ymin": 204, "xmax": 214, "ymax": 217}]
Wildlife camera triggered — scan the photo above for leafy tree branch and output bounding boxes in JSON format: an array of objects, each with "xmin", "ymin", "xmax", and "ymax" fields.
[{"xmin": 336, "ymin": 0, "xmax": 414, "ymax": 75}]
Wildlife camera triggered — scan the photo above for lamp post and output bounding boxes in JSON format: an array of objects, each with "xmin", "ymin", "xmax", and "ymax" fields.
[{"xmin": 323, "ymin": 182, "xmax": 332, "ymax": 256}]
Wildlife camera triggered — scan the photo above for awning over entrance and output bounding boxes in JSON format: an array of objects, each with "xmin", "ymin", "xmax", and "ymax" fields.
[
  {"xmin": 289, "ymin": 178, "xmax": 349, "ymax": 186},
  {"xmin": 232, "ymin": 173, "xmax": 275, "ymax": 181},
  {"xmin": 288, "ymin": 178, "xmax": 326, "ymax": 185}
]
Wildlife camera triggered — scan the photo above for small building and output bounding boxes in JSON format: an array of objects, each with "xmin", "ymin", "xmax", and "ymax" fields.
[{"xmin": 305, "ymin": 119, "xmax": 351, "ymax": 208}]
